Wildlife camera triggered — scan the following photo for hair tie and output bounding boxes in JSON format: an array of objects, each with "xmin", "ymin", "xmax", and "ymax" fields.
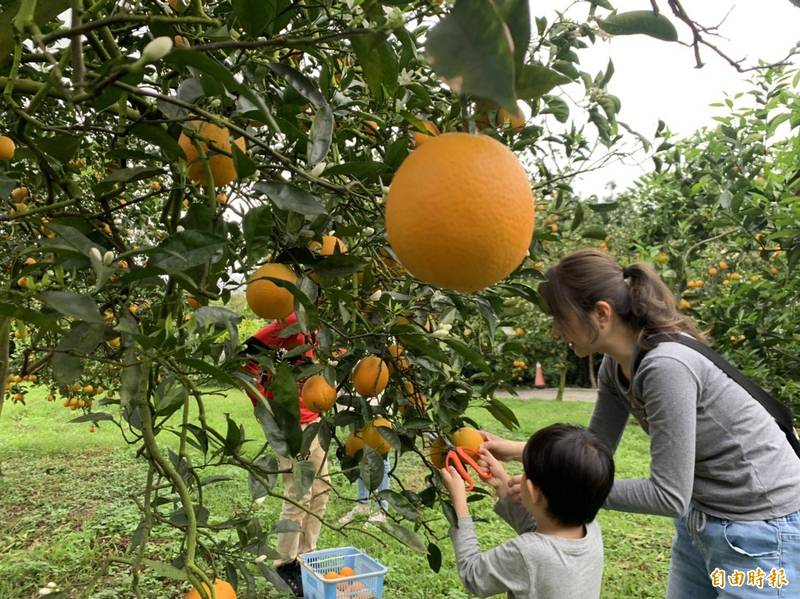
[{"xmin": 622, "ymin": 267, "xmax": 633, "ymax": 279}]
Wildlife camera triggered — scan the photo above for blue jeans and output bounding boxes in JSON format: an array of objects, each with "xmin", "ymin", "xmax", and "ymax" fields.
[
  {"xmin": 357, "ymin": 458, "xmax": 390, "ymax": 511},
  {"xmin": 667, "ymin": 507, "xmax": 800, "ymax": 598}
]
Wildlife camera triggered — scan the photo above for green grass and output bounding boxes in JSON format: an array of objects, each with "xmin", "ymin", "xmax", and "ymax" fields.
[{"xmin": 0, "ymin": 389, "xmax": 672, "ymax": 598}]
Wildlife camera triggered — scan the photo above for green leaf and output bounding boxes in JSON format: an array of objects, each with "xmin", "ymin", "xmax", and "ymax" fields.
[
  {"xmin": 0, "ymin": 0, "xmax": 70, "ymax": 67},
  {"xmin": 37, "ymin": 134, "xmax": 81, "ymax": 163},
  {"xmin": 571, "ymin": 203, "xmax": 585, "ymax": 231},
  {"xmin": 52, "ymin": 323, "xmax": 105, "ymax": 386},
  {"xmin": 253, "ymin": 398, "xmax": 289, "ymax": 457},
  {"xmin": 495, "ymin": 0, "xmax": 531, "ymax": 72},
  {"xmin": 427, "ymin": 542, "xmax": 442, "ymax": 573},
  {"xmin": 580, "ymin": 225, "xmax": 608, "ymax": 239},
  {"xmin": 248, "ymin": 455, "xmax": 278, "ymax": 499},
  {"xmin": 225, "ymin": 414, "xmax": 244, "ymax": 454},
  {"xmin": 360, "ymin": 446, "xmax": 388, "ymax": 492},
  {"xmin": 69, "ymin": 412, "xmax": 115, "ymax": 424},
  {"xmin": 140, "ymin": 559, "xmax": 187, "ymax": 581},
  {"xmin": 0, "ymin": 302, "xmax": 58, "ymax": 330},
  {"xmin": 377, "ymin": 521, "xmax": 427, "ymax": 553},
  {"xmin": 233, "ymin": 142, "xmax": 257, "ymax": 179},
  {"xmin": 266, "ymin": 63, "xmax": 327, "ymax": 108},
  {"xmin": 39, "ymin": 291, "xmax": 104, "ymax": 323},
  {"xmin": 269, "ymin": 363, "xmax": 303, "ymax": 456},
  {"xmin": 485, "ymin": 398, "xmax": 520, "ymax": 431},
  {"xmin": 149, "ymin": 231, "xmax": 227, "ymax": 274},
  {"xmin": 441, "ymin": 337, "xmax": 491, "ymax": 373},
  {"xmin": 232, "ymin": 0, "xmax": 276, "ymax": 36},
  {"xmin": 255, "ymin": 182, "xmax": 326, "ymax": 216},
  {"xmin": 516, "ymin": 63, "xmax": 572, "ymax": 100},
  {"xmin": 293, "ymin": 460, "xmax": 316, "ymax": 499},
  {"xmin": 543, "ymin": 95, "xmax": 569, "ymax": 123},
  {"xmin": 351, "ymin": 32, "xmax": 400, "ymax": 102},
  {"xmin": 425, "ymin": 0, "xmax": 517, "ymax": 111},
  {"xmin": 242, "ymin": 205, "xmax": 273, "ymax": 254},
  {"xmin": 308, "ymin": 104, "xmax": 334, "ymax": 166},
  {"xmin": 377, "ymin": 489, "xmax": 420, "ymax": 521},
  {"xmin": 598, "ymin": 11, "xmax": 679, "ymax": 42},
  {"xmin": 312, "ymin": 255, "xmax": 366, "ymax": 278},
  {"xmin": 396, "ymin": 331, "xmax": 450, "ymax": 363},
  {"xmin": 130, "ymin": 123, "xmax": 181, "ymax": 160}
]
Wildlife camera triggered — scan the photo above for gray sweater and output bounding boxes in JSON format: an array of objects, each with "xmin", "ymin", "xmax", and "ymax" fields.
[
  {"xmin": 450, "ymin": 498, "xmax": 603, "ymax": 599},
  {"xmin": 592, "ymin": 341, "xmax": 800, "ymax": 520}
]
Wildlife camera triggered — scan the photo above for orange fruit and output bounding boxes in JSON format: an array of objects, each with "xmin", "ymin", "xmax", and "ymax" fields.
[
  {"xmin": 186, "ymin": 294, "xmax": 200, "ymax": 310},
  {"xmin": 364, "ymin": 120, "xmax": 379, "ymax": 134},
  {"xmin": 411, "ymin": 120, "xmax": 440, "ymax": 147},
  {"xmin": 302, "ymin": 375, "xmax": 337, "ymax": 412},
  {"xmin": 352, "ymin": 356, "xmax": 389, "ymax": 397},
  {"xmin": 246, "ymin": 263, "xmax": 296, "ymax": 319},
  {"xmin": 385, "ymin": 133, "xmax": 534, "ymax": 292},
  {"xmin": 107, "ymin": 337, "xmax": 121, "ymax": 349},
  {"xmin": 362, "ymin": 417, "xmax": 393, "ymax": 456},
  {"xmin": 16, "ymin": 276, "xmax": 29, "ymax": 288},
  {"xmin": 178, "ymin": 120, "xmax": 246, "ymax": 187},
  {"xmin": 216, "ymin": 192, "xmax": 228, "ymax": 203},
  {"xmin": 185, "ymin": 579, "xmax": 236, "ymax": 599},
  {"xmin": 678, "ymin": 299, "xmax": 692, "ymax": 310},
  {"xmin": 11, "ymin": 187, "xmax": 29, "ymax": 201},
  {"xmin": 24, "ymin": 257, "xmax": 37, "ymax": 265},
  {"xmin": 718, "ymin": 261, "xmax": 729, "ymax": 270},
  {"xmin": 174, "ymin": 35, "xmax": 190, "ymax": 48},
  {"xmin": 451, "ymin": 427, "xmax": 484, "ymax": 454},
  {"xmin": 308, "ymin": 235, "xmax": 347, "ymax": 256},
  {"xmin": 0, "ymin": 135, "xmax": 15, "ymax": 160},
  {"xmin": 386, "ymin": 344, "xmax": 409, "ymax": 375},
  {"xmin": 339, "ymin": 566, "xmax": 356, "ymax": 577},
  {"xmin": 731, "ymin": 272, "xmax": 741, "ymax": 281},
  {"xmin": 429, "ymin": 437, "xmax": 448, "ymax": 469},
  {"xmin": 344, "ymin": 432, "xmax": 365, "ymax": 458},
  {"xmin": 497, "ymin": 107, "xmax": 526, "ymax": 132},
  {"xmin": 707, "ymin": 267, "xmax": 718, "ymax": 276},
  {"xmin": 323, "ymin": 571, "xmax": 340, "ymax": 580},
  {"xmin": 399, "ymin": 381, "xmax": 427, "ymax": 416},
  {"xmin": 514, "ymin": 327, "xmax": 525, "ymax": 337}
]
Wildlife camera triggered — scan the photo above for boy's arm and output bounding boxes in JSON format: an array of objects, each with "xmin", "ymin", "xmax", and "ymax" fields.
[
  {"xmin": 450, "ymin": 517, "xmax": 533, "ymax": 598},
  {"xmin": 494, "ymin": 496, "xmax": 537, "ymax": 534}
]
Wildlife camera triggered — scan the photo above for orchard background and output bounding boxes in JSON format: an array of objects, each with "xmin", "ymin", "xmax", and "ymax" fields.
[{"xmin": 1, "ymin": 0, "xmax": 798, "ymax": 597}]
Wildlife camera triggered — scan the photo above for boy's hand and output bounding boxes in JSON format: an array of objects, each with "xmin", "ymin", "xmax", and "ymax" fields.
[
  {"xmin": 440, "ymin": 466, "xmax": 469, "ymax": 517},
  {"xmin": 507, "ymin": 474, "xmax": 524, "ymax": 503},
  {"xmin": 478, "ymin": 447, "xmax": 511, "ymax": 498}
]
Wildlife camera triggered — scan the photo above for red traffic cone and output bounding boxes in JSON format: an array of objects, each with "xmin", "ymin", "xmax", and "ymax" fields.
[{"xmin": 534, "ymin": 362, "xmax": 546, "ymax": 389}]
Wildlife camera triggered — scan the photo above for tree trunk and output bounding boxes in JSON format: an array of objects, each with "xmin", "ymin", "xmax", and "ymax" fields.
[
  {"xmin": 556, "ymin": 367, "xmax": 567, "ymax": 401},
  {"xmin": 0, "ymin": 317, "xmax": 11, "ymax": 419},
  {"xmin": 588, "ymin": 354, "xmax": 597, "ymax": 389}
]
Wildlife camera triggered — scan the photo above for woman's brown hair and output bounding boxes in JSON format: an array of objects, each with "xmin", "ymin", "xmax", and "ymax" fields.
[{"xmin": 538, "ymin": 248, "xmax": 706, "ymax": 349}]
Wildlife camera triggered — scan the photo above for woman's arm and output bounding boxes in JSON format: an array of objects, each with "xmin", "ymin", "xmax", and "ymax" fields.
[{"xmin": 604, "ymin": 356, "xmax": 698, "ymax": 517}]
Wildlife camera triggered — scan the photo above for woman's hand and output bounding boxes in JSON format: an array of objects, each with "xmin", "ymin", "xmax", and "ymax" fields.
[{"xmin": 480, "ymin": 432, "xmax": 526, "ymax": 462}]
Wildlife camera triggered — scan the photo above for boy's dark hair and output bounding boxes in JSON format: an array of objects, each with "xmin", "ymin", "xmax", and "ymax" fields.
[{"xmin": 522, "ymin": 423, "xmax": 614, "ymax": 527}]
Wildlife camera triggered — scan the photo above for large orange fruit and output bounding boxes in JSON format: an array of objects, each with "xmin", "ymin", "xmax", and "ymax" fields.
[
  {"xmin": 385, "ymin": 133, "xmax": 534, "ymax": 292},
  {"xmin": 362, "ymin": 417, "xmax": 393, "ymax": 455},
  {"xmin": 451, "ymin": 426, "xmax": 484, "ymax": 455},
  {"xmin": 352, "ymin": 356, "xmax": 389, "ymax": 397},
  {"xmin": 185, "ymin": 579, "xmax": 236, "ymax": 599},
  {"xmin": 178, "ymin": 120, "xmax": 246, "ymax": 187},
  {"xmin": 246, "ymin": 263, "xmax": 296, "ymax": 319},
  {"xmin": 344, "ymin": 432, "xmax": 365, "ymax": 457},
  {"xmin": 0, "ymin": 135, "xmax": 15, "ymax": 160},
  {"xmin": 497, "ymin": 107, "xmax": 526, "ymax": 132},
  {"xmin": 302, "ymin": 375, "xmax": 337, "ymax": 412}
]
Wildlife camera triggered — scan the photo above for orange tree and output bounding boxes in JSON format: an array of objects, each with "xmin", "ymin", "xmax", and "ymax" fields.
[
  {"xmin": 0, "ymin": 0, "xmax": 753, "ymax": 595},
  {"xmin": 592, "ymin": 66, "xmax": 800, "ymax": 418}
]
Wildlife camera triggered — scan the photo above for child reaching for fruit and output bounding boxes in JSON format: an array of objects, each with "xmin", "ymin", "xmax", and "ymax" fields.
[{"xmin": 440, "ymin": 424, "xmax": 614, "ymax": 599}]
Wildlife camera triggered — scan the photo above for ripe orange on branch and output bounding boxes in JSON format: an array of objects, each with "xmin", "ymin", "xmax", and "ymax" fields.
[
  {"xmin": 246, "ymin": 263, "xmax": 296, "ymax": 319},
  {"xmin": 185, "ymin": 579, "xmax": 236, "ymax": 599},
  {"xmin": 178, "ymin": 120, "xmax": 246, "ymax": 187},
  {"xmin": 385, "ymin": 133, "xmax": 535, "ymax": 292},
  {"xmin": 451, "ymin": 426, "xmax": 484, "ymax": 454},
  {"xmin": 302, "ymin": 375, "xmax": 337, "ymax": 413},
  {"xmin": 351, "ymin": 356, "xmax": 389, "ymax": 397}
]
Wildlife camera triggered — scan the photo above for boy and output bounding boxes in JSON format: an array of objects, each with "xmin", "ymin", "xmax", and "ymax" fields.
[{"xmin": 441, "ymin": 424, "xmax": 614, "ymax": 599}]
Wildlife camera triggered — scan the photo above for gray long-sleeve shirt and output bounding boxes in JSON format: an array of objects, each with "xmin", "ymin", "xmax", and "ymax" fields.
[
  {"xmin": 449, "ymin": 498, "xmax": 603, "ymax": 599},
  {"xmin": 591, "ymin": 341, "xmax": 800, "ymax": 520}
]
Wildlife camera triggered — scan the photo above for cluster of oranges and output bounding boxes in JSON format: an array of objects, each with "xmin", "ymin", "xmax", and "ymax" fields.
[
  {"xmin": 511, "ymin": 359, "xmax": 528, "ymax": 383},
  {"xmin": 322, "ymin": 565, "xmax": 373, "ymax": 598}
]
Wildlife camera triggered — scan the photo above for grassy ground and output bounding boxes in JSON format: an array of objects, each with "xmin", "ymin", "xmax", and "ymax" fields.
[{"xmin": 0, "ymin": 388, "xmax": 673, "ymax": 598}]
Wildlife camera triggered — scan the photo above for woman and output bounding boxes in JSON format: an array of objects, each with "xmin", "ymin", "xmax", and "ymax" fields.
[{"xmin": 484, "ymin": 249, "xmax": 800, "ymax": 598}]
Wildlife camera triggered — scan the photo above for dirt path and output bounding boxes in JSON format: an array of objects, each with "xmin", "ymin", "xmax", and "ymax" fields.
[{"xmin": 494, "ymin": 387, "xmax": 597, "ymax": 402}]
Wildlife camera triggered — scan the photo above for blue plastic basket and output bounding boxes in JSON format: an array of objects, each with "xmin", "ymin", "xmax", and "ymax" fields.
[{"xmin": 299, "ymin": 546, "xmax": 387, "ymax": 599}]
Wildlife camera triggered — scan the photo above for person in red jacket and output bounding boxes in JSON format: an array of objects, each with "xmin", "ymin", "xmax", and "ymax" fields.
[{"xmin": 242, "ymin": 312, "xmax": 329, "ymax": 597}]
